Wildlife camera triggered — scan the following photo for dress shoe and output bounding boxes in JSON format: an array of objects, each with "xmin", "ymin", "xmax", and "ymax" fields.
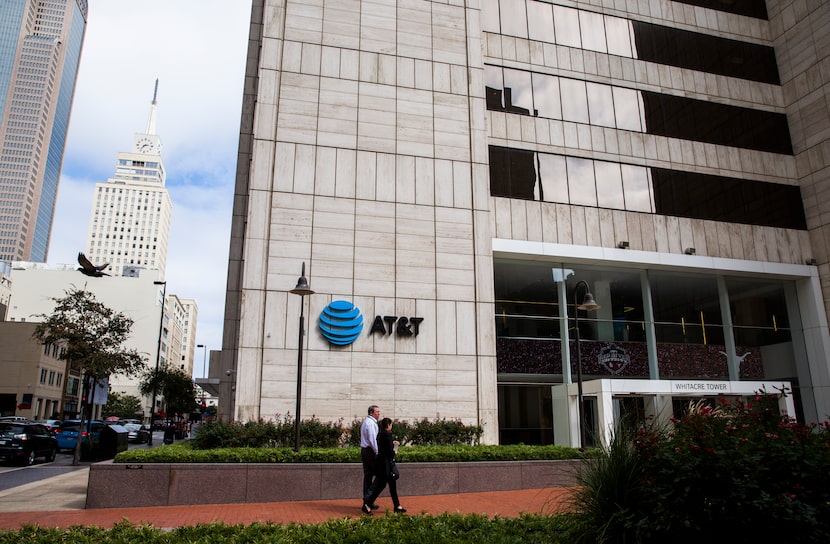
[
  {"xmin": 370, "ymin": 503, "xmax": 379, "ymax": 510},
  {"xmin": 361, "ymin": 503, "xmax": 373, "ymax": 515},
  {"xmin": 394, "ymin": 506, "xmax": 407, "ymax": 513}
]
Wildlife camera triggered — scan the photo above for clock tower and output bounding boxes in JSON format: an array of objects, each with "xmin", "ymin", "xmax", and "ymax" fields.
[
  {"xmin": 133, "ymin": 79, "xmax": 163, "ymax": 155},
  {"xmin": 83, "ymin": 79, "xmax": 172, "ymax": 279}
]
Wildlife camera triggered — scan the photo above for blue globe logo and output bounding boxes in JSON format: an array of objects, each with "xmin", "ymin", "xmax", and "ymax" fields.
[{"xmin": 319, "ymin": 300, "xmax": 363, "ymax": 346}]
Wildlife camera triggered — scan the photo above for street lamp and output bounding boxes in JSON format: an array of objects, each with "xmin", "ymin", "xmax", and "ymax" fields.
[
  {"xmin": 196, "ymin": 344, "xmax": 207, "ymax": 417},
  {"xmin": 197, "ymin": 344, "xmax": 207, "ymax": 379},
  {"xmin": 573, "ymin": 280, "xmax": 600, "ymax": 451},
  {"xmin": 149, "ymin": 280, "xmax": 167, "ymax": 446},
  {"xmin": 290, "ymin": 262, "xmax": 314, "ymax": 452}
]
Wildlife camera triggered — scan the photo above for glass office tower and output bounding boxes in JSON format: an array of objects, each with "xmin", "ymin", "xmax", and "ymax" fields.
[{"xmin": 0, "ymin": 0, "xmax": 88, "ymax": 263}]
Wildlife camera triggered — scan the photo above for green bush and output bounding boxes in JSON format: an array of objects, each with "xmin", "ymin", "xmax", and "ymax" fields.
[
  {"xmin": 0, "ymin": 514, "xmax": 575, "ymax": 543},
  {"xmin": 191, "ymin": 415, "xmax": 344, "ymax": 450},
  {"xmin": 569, "ymin": 393, "xmax": 830, "ymax": 543},
  {"xmin": 193, "ymin": 415, "xmax": 482, "ymax": 450},
  {"xmin": 404, "ymin": 417, "xmax": 483, "ymax": 446},
  {"xmin": 114, "ymin": 442, "xmax": 589, "ymax": 464}
]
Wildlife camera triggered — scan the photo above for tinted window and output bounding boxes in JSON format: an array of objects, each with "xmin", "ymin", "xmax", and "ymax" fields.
[
  {"xmin": 489, "ymin": 146, "xmax": 808, "ymax": 230},
  {"xmin": 641, "ymin": 92, "xmax": 793, "ymax": 155},
  {"xmin": 651, "ymin": 168, "xmax": 807, "ymax": 229},
  {"xmin": 486, "ymin": 67, "xmax": 792, "ymax": 155},
  {"xmin": 632, "ymin": 21, "xmax": 779, "ymax": 84},
  {"xmin": 0, "ymin": 424, "xmax": 25, "ymax": 435},
  {"xmin": 670, "ymin": 0, "xmax": 767, "ymax": 19}
]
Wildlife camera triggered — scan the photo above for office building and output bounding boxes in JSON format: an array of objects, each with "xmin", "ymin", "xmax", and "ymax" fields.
[
  {"xmin": 7, "ymin": 262, "xmax": 173, "ymax": 418},
  {"xmin": 84, "ymin": 81, "xmax": 172, "ymax": 278},
  {"xmin": 0, "ymin": 0, "xmax": 88, "ymax": 263},
  {"xmin": 220, "ymin": 0, "xmax": 830, "ymax": 446}
]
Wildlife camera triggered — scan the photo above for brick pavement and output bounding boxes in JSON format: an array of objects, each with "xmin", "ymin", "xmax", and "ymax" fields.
[{"xmin": 0, "ymin": 487, "xmax": 577, "ymax": 530}]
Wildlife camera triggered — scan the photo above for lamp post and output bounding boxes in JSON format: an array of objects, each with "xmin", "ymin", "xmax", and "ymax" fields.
[
  {"xmin": 573, "ymin": 280, "xmax": 600, "ymax": 451},
  {"xmin": 290, "ymin": 262, "xmax": 314, "ymax": 452},
  {"xmin": 148, "ymin": 280, "xmax": 167, "ymax": 446},
  {"xmin": 197, "ymin": 344, "xmax": 207, "ymax": 379},
  {"xmin": 196, "ymin": 344, "xmax": 207, "ymax": 418}
]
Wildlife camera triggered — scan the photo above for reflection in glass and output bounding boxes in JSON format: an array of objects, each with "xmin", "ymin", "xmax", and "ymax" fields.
[
  {"xmin": 499, "ymin": 0, "xmax": 528, "ymax": 39},
  {"xmin": 613, "ymin": 87, "xmax": 642, "ymax": 132},
  {"xmin": 587, "ymin": 82, "xmax": 615, "ymax": 127},
  {"xmin": 605, "ymin": 16, "xmax": 633, "ymax": 57},
  {"xmin": 503, "ymin": 68, "xmax": 534, "ymax": 115},
  {"xmin": 489, "ymin": 146, "xmax": 510, "ymax": 197},
  {"xmin": 650, "ymin": 271, "xmax": 722, "ymax": 339},
  {"xmin": 531, "ymin": 73, "xmax": 561, "ymax": 119},
  {"xmin": 481, "ymin": 0, "xmax": 500, "ymax": 33},
  {"xmin": 595, "ymin": 161, "xmax": 624, "ymax": 209},
  {"xmin": 579, "ymin": 10, "xmax": 607, "ymax": 53},
  {"xmin": 552, "ymin": 5, "xmax": 581, "ymax": 48},
  {"xmin": 484, "ymin": 65, "xmax": 504, "ymax": 111},
  {"xmin": 726, "ymin": 277, "xmax": 790, "ymax": 328},
  {"xmin": 508, "ymin": 147, "xmax": 537, "ymax": 200},
  {"xmin": 621, "ymin": 165, "xmax": 653, "ymax": 213},
  {"xmin": 538, "ymin": 153, "xmax": 568, "ymax": 203},
  {"xmin": 572, "ymin": 266, "xmax": 646, "ymax": 343},
  {"xmin": 526, "ymin": 1, "xmax": 554, "ymax": 42},
  {"xmin": 567, "ymin": 157, "xmax": 596, "ymax": 207},
  {"xmin": 560, "ymin": 78, "xmax": 589, "ymax": 123}
]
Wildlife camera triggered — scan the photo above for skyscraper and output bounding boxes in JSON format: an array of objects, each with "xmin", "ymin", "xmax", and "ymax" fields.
[
  {"xmin": 0, "ymin": 0, "xmax": 88, "ymax": 263},
  {"xmin": 220, "ymin": 0, "xmax": 830, "ymax": 445},
  {"xmin": 84, "ymin": 81, "xmax": 172, "ymax": 278}
]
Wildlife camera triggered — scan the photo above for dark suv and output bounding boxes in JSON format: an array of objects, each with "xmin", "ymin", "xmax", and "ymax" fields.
[{"xmin": 0, "ymin": 422, "xmax": 58, "ymax": 466}]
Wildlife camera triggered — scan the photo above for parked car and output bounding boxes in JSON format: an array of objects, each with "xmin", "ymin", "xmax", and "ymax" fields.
[
  {"xmin": 0, "ymin": 416, "xmax": 31, "ymax": 423},
  {"xmin": 123, "ymin": 423, "xmax": 151, "ymax": 444},
  {"xmin": 33, "ymin": 419, "xmax": 62, "ymax": 433},
  {"xmin": 54, "ymin": 420, "xmax": 105, "ymax": 452},
  {"xmin": 0, "ymin": 422, "xmax": 58, "ymax": 465},
  {"xmin": 118, "ymin": 419, "xmax": 141, "ymax": 426}
]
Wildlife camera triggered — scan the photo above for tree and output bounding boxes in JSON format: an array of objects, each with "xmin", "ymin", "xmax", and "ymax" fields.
[
  {"xmin": 33, "ymin": 288, "xmax": 146, "ymax": 464},
  {"xmin": 139, "ymin": 365, "xmax": 198, "ymax": 421},
  {"xmin": 102, "ymin": 392, "xmax": 143, "ymax": 420}
]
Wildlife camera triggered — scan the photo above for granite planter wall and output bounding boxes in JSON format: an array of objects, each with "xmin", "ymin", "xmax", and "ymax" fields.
[{"xmin": 86, "ymin": 460, "xmax": 581, "ymax": 509}]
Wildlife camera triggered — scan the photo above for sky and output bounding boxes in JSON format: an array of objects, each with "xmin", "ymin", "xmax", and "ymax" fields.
[{"xmin": 47, "ymin": 0, "xmax": 253, "ymax": 377}]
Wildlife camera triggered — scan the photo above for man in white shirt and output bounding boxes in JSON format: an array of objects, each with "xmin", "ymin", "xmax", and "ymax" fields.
[{"xmin": 360, "ymin": 405, "xmax": 380, "ymax": 509}]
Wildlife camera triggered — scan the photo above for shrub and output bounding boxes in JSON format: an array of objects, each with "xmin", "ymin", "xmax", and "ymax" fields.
[
  {"xmin": 567, "ymin": 428, "xmax": 649, "ymax": 543},
  {"xmin": 114, "ymin": 442, "xmax": 589, "ymax": 464},
  {"xmin": 569, "ymin": 392, "xmax": 830, "ymax": 543},
  {"xmin": 0, "ymin": 514, "xmax": 576, "ymax": 543},
  {"xmin": 190, "ymin": 415, "xmax": 344, "ymax": 450},
  {"xmin": 404, "ymin": 417, "xmax": 483, "ymax": 446},
  {"xmin": 195, "ymin": 416, "xmax": 483, "ymax": 450}
]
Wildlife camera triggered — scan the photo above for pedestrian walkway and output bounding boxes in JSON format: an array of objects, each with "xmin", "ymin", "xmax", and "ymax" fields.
[{"xmin": 0, "ymin": 468, "xmax": 576, "ymax": 530}]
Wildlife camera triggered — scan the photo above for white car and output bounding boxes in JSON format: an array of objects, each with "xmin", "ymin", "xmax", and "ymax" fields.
[
  {"xmin": 123, "ymin": 423, "xmax": 151, "ymax": 444},
  {"xmin": 0, "ymin": 416, "xmax": 30, "ymax": 423}
]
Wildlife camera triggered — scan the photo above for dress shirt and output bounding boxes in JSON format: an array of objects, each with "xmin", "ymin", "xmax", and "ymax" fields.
[{"xmin": 360, "ymin": 415, "xmax": 379, "ymax": 454}]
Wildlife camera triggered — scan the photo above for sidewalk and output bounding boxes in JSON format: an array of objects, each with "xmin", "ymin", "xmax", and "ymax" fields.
[{"xmin": 0, "ymin": 468, "xmax": 576, "ymax": 530}]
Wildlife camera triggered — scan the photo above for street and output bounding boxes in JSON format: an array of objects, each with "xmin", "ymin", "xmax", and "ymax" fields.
[{"xmin": 0, "ymin": 429, "xmax": 164, "ymax": 492}]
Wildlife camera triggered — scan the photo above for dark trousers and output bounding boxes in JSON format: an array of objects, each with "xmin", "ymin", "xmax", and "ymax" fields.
[
  {"xmin": 361, "ymin": 447, "xmax": 375, "ymax": 497},
  {"xmin": 364, "ymin": 470, "xmax": 400, "ymax": 509}
]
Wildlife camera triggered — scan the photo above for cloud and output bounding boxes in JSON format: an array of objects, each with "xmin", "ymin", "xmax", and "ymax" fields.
[{"xmin": 49, "ymin": 0, "xmax": 252, "ymax": 368}]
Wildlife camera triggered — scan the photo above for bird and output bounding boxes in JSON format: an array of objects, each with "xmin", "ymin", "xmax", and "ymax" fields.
[{"xmin": 77, "ymin": 252, "xmax": 110, "ymax": 277}]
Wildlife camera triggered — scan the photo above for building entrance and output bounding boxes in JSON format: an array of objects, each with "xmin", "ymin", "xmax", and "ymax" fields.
[{"xmin": 552, "ymin": 379, "xmax": 795, "ymax": 449}]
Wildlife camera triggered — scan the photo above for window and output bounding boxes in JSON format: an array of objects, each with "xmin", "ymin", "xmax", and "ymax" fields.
[
  {"xmin": 493, "ymin": 259, "xmax": 800, "ymax": 382},
  {"xmin": 489, "ymin": 146, "xmax": 805, "ymax": 229}
]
